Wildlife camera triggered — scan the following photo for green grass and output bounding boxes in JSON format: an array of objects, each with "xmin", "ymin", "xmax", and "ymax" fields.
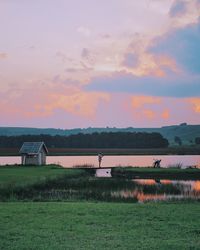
[
  {"xmin": 0, "ymin": 166, "xmax": 94, "ymax": 201},
  {"xmin": 0, "ymin": 202, "xmax": 200, "ymax": 250},
  {"xmin": 0, "ymin": 166, "xmax": 137, "ymax": 202},
  {"xmin": 0, "ymin": 165, "xmax": 86, "ymax": 186},
  {"xmin": 112, "ymin": 167, "xmax": 200, "ymax": 180},
  {"xmin": 0, "ymin": 166, "xmax": 200, "ymax": 202}
]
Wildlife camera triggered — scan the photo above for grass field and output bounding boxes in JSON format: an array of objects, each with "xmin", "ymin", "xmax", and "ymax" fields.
[
  {"xmin": 0, "ymin": 202, "xmax": 200, "ymax": 250},
  {"xmin": 0, "ymin": 166, "xmax": 200, "ymax": 249}
]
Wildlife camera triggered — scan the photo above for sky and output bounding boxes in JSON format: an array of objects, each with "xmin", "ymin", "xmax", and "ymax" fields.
[{"xmin": 0, "ymin": 0, "xmax": 200, "ymax": 128}]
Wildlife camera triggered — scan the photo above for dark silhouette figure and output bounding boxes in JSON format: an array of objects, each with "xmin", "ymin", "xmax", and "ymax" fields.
[
  {"xmin": 155, "ymin": 179, "xmax": 161, "ymax": 184},
  {"xmin": 98, "ymin": 153, "xmax": 103, "ymax": 168},
  {"xmin": 153, "ymin": 159, "xmax": 161, "ymax": 168}
]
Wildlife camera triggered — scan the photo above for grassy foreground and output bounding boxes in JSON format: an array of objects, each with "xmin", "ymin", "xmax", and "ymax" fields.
[
  {"xmin": 0, "ymin": 166, "xmax": 200, "ymax": 202},
  {"xmin": 0, "ymin": 202, "xmax": 200, "ymax": 250}
]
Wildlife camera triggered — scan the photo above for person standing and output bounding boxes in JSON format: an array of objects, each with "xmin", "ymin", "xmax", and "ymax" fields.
[{"xmin": 98, "ymin": 153, "xmax": 103, "ymax": 168}]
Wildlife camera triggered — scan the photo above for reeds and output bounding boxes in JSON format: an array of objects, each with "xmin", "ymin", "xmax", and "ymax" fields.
[{"xmin": 167, "ymin": 163, "xmax": 183, "ymax": 169}]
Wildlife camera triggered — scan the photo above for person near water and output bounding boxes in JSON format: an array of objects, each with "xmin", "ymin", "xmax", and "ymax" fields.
[
  {"xmin": 98, "ymin": 153, "xmax": 103, "ymax": 168},
  {"xmin": 153, "ymin": 159, "xmax": 161, "ymax": 168}
]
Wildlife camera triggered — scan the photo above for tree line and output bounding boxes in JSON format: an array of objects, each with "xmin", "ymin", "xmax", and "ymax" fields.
[
  {"xmin": 195, "ymin": 137, "xmax": 200, "ymax": 144},
  {"xmin": 0, "ymin": 132, "xmax": 169, "ymax": 148}
]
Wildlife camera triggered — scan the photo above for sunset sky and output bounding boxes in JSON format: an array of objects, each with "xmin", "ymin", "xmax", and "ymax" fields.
[{"xmin": 0, "ymin": 0, "xmax": 200, "ymax": 128}]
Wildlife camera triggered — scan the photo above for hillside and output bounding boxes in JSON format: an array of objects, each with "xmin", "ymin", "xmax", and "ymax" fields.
[{"xmin": 0, "ymin": 124, "xmax": 200, "ymax": 145}]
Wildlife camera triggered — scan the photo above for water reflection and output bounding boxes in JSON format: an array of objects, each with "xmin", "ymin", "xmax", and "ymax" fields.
[{"xmin": 111, "ymin": 179, "xmax": 200, "ymax": 202}]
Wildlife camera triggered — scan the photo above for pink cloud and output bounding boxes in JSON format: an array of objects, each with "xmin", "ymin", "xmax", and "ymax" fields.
[
  {"xmin": 0, "ymin": 80, "xmax": 110, "ymax": 122},
  {"xmin": 188, "ymin": 98, "xmax": 200, "ymax": 113},
  {"xmin": 131, "ymin": 96, "xmax": 161, "ymax": 109},
  {"xmin": 0, "ymin": 52, "xmax": 7, "ymax": 59},
  {"xmin": 161, "ymin": 109, "xmax": 170, "ymax": 119},
  {"xmin": 143, "ymin": 109, "xmax": 156, "ymax": 119}
]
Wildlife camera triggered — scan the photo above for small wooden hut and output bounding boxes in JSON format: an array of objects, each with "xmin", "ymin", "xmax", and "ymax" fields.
[{"xmin": 19, "ymin": 142, "xmax": 48, "ymax": 166}]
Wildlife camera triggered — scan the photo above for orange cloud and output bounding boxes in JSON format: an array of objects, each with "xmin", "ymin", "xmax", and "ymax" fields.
[
  {"xmin": 121, "ymin": 35, "xmax": 179, "ymax": 77},
  {"xmin": 0, "ymin": 80, "xmax": 110, "ymax": 120},
  {"xmin": 46, "ymin": 91, "xmax": 110, "ymax": 117},
  {"xmin": 141, "ymin": 54, "xmax": 179, "ymax": 77},
  {"xmin": 23, "ymin": 91, "xmax": 110, "ymax": 119},
  {"xmin": 132, "ymin": 96, "xmax": 161, "ymax": 109},
  {"xmin": 161, "ymin": 109, "xmax": 170, "ymax": 119},
  {"xmin": 143, "ymin": 109, "xmax": 155, "ymax": 119},
  {"xmin": 188, "ymin": 98, "xmax": 200, "ymax": 113}
]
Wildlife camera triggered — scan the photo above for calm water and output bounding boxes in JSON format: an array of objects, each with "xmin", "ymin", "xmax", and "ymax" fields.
[
  {"xmin": 0, "ymin": 155, "xmax": 200, "ymax": 168},
  {"xmin": 111, "ymin": 179, "xmax": 200, "ymax": 202},
  {"xmin": 47, "ymin": 155, "xmax": 200, "ymax": 168}
]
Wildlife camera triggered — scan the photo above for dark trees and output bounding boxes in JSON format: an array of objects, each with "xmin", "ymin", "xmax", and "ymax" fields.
[
  {"xmin": 195, "ymin": 137, "xmax": 200, "ymax": 145},
  {"xmin": 0, "ymin": 132, "xmax": 169, "ymax": 149},
  {"xmin": 174, "ymin": 136, "xmax": 182, "ymax": 146}
]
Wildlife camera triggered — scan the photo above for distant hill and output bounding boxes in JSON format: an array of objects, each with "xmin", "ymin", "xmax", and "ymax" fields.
[{"xmin": 0, "ymin": 124, "xmax": 200, "ymax": 145}]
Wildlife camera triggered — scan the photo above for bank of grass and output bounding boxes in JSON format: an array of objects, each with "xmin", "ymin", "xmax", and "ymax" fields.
[
  {"xmin": 0, "ymin": 202, "xmax": 200, "ymax": 250},
  {"xmin": 1, "ymin": 165, "xmax": 200, "ymax": 201},
  {"xmin": 0, "ymin": 165, "xmax": 88, "ymax": 186},
  {"xmin": 112, "ymin": 167, "xmax": 200, "ymax": 180},
  {"xmin": 0, "ymin": 165, "xmax": 96, "ymax": 201},
  {"xmin": 0, "ymin": 166, "xmax": 136, "ymax": 202}
]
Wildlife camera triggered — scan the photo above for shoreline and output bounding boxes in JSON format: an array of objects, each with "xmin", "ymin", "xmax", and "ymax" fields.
[{"xmin": 0, "ymin": 165, "xmax": 200, "ymax": 180}]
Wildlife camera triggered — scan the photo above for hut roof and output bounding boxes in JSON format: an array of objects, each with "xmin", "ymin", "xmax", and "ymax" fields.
[{"xmin": 19, "ymin": 142, "xmax": 48, "ymax": 155}]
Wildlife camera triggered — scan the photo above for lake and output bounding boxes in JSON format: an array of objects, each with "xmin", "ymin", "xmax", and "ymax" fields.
[
  {"xmin": 111, "ymin": 179, "xmax": 200, "ymax": 202},
  {"xmin": 0, "ymin": 155, "xmax": 200, "ymax": 168}
]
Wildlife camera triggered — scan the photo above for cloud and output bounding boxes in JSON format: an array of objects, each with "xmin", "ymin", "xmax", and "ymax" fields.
[
  {"xmin": 131, "ymin": 96, "xmax": 161, "ymax": 109},
  {"xmin": 81, "ymin": 48, "xmax": 98, "ymax": 68},
  {"xmin": 81, "ymin": 48, "xmax": 90, "ymax": 59},
  {"xmin": 0, "ymin": 52, "xmax": 7, "ymax": 59},
  {"xmin": 143, "ymin": 109, "xmax": 156, "ymax": 119},
  {"xmin": 85, "ymin": 72, "xmax": 200, "ymax": 97},
  {"xmin": 81, "ymin": 48, "xmax": 95, "ymax": 64},
  {"xmin": 130, "ymin": 95, "xmax": 170, "ymax": 121},
  {"xmin": 169, "ymin": 0, "xmax": 187, "ymax": 17},
  {"xmin": 188, "ymin": 98, "xmax": 200, "ymax": 113},
  {"xmin": 122, "ymin": 53, "xmax": 139, "ymax": 68},
  {"xmin": 55, "ymin": 51, "xmax": 73, "ymax": 63},
  {"xmin": 161, "ymin": 109, "xmax": 170, "ymax": 119},
  {"xmin": 197, "ymin": 0, "xmax": 200, "ymax": 7},
  {"xmin": 149, "ymin": 19, "xmax": 200, "ymax": 73},
  {"xmin": 46, "ymin": 91, "xmax": 110, "ymax": 117},
  {"xmin": 77, "ymin": 26, "xmax": 91, "ymax": 37},
  {"xmin": 0, "ymin": 78, "xmax": 110, "ymax": 120}
]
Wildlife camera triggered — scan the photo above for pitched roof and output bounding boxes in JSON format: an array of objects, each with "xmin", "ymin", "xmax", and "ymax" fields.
[{"xmin": 19, "ymin": 142, "xmax": 48, "ymax": 154}]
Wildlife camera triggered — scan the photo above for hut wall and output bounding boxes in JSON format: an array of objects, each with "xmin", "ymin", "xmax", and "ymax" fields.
[
  {"xmin": 21, "ymin": 155, "xmax": 26, "ymax": 165},
  {"xmin": 23, "ymin": 155, "xmax": 39, "ymax": 165},
  {"xmin": 20, "ymin": 145, "xmax": 47, "ymax": 166},
  {"xmin": 41, "ymin": 147, "xmax": 46, "ymax": 165}
]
